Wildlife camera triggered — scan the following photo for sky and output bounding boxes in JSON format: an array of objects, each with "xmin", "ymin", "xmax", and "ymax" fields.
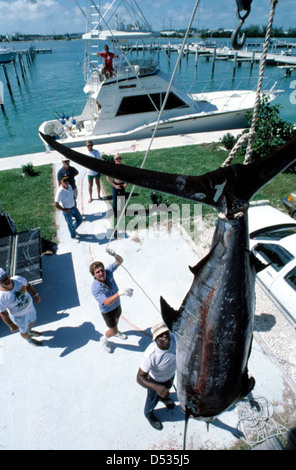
[{"xmin": 0, "ymin": 0, "xmax": 294, "ymax": 36}]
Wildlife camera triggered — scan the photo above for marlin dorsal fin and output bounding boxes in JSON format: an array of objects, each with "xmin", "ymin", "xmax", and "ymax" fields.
[{"xmin": 160, "ymin": 296, "xmax": 180, "ymax": 331}]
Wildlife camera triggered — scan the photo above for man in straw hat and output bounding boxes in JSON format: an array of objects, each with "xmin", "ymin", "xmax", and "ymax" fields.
[{"xmin": 137, "ymin": 321, "xmax": 176, "ymax": 430}]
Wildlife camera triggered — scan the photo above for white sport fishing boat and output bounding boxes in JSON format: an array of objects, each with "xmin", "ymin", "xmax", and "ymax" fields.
[
  {"xmin": 39, "ymin": 0, "xmax": 281, "ymax": 149},
  {"xmin": 0, "ymin": 47, "xmax": 17, "ymax": 64}
]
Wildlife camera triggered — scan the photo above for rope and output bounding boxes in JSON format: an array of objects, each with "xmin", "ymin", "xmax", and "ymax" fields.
[
  {"xmin": 237, "ymin": 396, "xmax": 288, "ymax": 446},
  {"xmin": 222, "ymin": 0, "xmax": 279, "ymax": 167}
]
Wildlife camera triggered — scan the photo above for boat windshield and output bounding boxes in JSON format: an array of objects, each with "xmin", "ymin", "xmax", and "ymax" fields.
[{"xmin": 116, "ymin": 58, "xmax": 158, "ymax": 78}]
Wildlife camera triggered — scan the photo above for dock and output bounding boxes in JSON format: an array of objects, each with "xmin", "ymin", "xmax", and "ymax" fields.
[
  {"xmin": 35, "ymin": 48, "xmax": 52, "ymax": 54},
  {"xmin": 126, "ymin": 42, "xmax": 296, "ymax": 67}
]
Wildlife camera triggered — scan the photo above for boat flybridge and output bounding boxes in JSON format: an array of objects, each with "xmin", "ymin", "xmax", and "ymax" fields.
[{"xmin": 39, "ymin": 1, "xmax": 280, "ymax": 150}]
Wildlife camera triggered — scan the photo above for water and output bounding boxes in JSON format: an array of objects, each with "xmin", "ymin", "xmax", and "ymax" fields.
[{"xmin": 1, "ymin": 38, "xmax": 296, "ymax": 160}]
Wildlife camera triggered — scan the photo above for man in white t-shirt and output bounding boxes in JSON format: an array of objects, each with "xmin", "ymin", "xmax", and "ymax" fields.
[
  {"xmin": 0, "ymin": 268, "xmax": 42, "ymax": 346},
  {"xmin": 54, "ymin": 176, "xmax": 83, "ymax": 239},
  {"xmin": 85, "ymin": 140, "xmax": 103, "ymax": 203},
  {"xmin": 137, "ymin": 322, "xmax": 176, "ymax": 430}
]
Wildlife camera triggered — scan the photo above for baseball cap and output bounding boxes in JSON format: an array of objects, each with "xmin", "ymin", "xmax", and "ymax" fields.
[
  {"xmin": 62, "ymin": 156, "xmax": 70, "ymax": 162},
  {"xmin": 0, "ymin": 268, "xmax": 8, "ymax": 282},
  {"xmin": 151, "ymin": 322, "xmax": 169, "ymax": 341}
]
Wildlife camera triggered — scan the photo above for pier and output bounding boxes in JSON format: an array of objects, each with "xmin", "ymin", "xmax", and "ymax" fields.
[
  {"xmin": 125, "ymin": 41, "xmax": 296, "ymax": 79},
  {"xmin": 126, "ymin": 42, "xmax": 296, "ymax": 66},
  {"xmin": 0, "ymin": 45, "xmax": 51, "ymax": 112}
]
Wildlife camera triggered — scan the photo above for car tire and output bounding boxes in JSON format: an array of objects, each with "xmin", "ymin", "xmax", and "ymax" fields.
[{"xmin": 290, "ymin": 208, "xmax": 296, "ymax": 220}]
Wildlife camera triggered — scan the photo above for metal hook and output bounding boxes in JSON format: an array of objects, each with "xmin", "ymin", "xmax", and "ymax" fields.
[
  {"xmin": 231, "ymin": 1, "xmax": 252, "ymax": 50},
  {"xmin": 231, "ymin": 17, "xmax": 246, "ymax": 50}
]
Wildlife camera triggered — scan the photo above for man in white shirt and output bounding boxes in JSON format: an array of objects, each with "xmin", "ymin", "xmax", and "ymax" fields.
[
  {"xmin": 85, "ymin": 140, "xmax": 103, "ymax": 203},
  {"xmin": 0, "ymin": 268, "xmax": 42, "ymax": 346},
  {"xmin": 54, "ymin": 176, "xmax": 83, "ymax": 239},
  {"xmin": 137, "ymin": 322, "xmax": 176, "ymax": 430}
]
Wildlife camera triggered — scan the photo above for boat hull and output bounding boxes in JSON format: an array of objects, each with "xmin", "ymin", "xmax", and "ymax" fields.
[
  {"xmin": 39, "ymin": 107, "xmax": 249, "ymax": 149},
  {"xmin": 0, "ymin": 51, "xmax": 17, "ymax": 64}
]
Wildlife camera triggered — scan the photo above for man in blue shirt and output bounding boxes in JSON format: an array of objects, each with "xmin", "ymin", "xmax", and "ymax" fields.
[{"xmin": 90, "ymin": 250, "xmax": 133, "ymax": 353}]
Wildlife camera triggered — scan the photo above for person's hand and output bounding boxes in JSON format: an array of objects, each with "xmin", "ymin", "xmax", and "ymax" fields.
[
  {"xmin": 106, "ymin": 248, "xmax": 116, "ymax": 257},
  {"xmin": 154, "ymin": 384, "xmax": 169, "ymax": 399},
  {"xmin": 10, "ymin": 324, "xmax": 19, "ymax": 333},
  {"xmin": 119, "ymin": 288, "xmax": 133, "ymax": 297},
  {"xmin": 34, "ymin": 294, "xmax": 41, "ymax": 304}
]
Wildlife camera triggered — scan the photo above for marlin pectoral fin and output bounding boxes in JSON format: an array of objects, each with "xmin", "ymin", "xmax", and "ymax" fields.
[
  {"xmin": 160, "ymin": 296, "xmax": 180, "ymax": 331},
  {"xmin": 40, "ymin": 132, "xmax": 296, "ymax": 215},
  {"xmin": 40, "ymin": 132, "xmax": 221, "ymax": 208},
  {"xmin": 249, "ymin": 251, "xmax": 269, "ymax": 273}
]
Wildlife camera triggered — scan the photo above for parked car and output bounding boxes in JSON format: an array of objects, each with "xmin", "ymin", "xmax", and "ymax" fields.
[
  {"xmin": 283, "ymin": 190, "xmax": 296, "ymax": 219},
  {"xmin": 248, "ymin": 201, "xmax": 296, "ymax": 327}
]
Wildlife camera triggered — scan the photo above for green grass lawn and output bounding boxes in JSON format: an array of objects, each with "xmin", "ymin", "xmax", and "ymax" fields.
[
  {"xmin": 0, "ymin": 164, "xmax": 56, "ymax": 242},
  {"xmin": 0, "ymin": 143, "xmax": 294, "ymax": 244}
]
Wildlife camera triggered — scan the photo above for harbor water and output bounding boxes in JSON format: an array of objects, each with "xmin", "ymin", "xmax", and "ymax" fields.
[{"xmin": 1, "ymin": 38, "xmax": 296, "ymax": 160}]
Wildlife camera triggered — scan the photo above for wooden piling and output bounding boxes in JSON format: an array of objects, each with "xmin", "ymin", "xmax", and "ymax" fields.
[
  {"xmin": 211, "ymin": 47, "xmax": 216, "ymax": 76},
  {"xmin": 12, "ymin": 59, "xmax": 21, "ymax": 86},
  {"xmin": 250, "ymin": 51, "xmax": 255, "ymax": 73},
  {"xmin": 1, "ymin": 64, "xmax": 13, "ymax": 97},
  {"xmin": 18, "ymin": 53, "xmax": 27, "ymax": 79},
  {"xmin": 233, "ymin": 52, "xmax": 237, "ymax": 78},
  {"xmin": 0, "ymin": 81, "xmax": 5, "ymax": 112},
  {"xmin": 195, "ymin": 46, "xmax": 198, "ymax": 68}
]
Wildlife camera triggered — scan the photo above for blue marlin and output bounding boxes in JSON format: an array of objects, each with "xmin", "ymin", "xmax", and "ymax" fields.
[{"xmin": 40, "ymin": 132, "xmax": 296, "ymax": 422}]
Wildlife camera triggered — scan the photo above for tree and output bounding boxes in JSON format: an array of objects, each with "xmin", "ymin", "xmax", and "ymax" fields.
[{"xmin": 238, "ymin": 98, "xmax": 296, "ymax": 172}]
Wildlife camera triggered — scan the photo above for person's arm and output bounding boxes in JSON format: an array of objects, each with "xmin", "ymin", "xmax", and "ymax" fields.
[
  {"xmin": 114, "ymin": 253, "xmax": 123, "ymax": 267},
  {"xmin": 54, "ymin": 201, "xmax": 70, "ymax": 214},
  {"xmin": 102, "ymin": 291, "xmax": 121, "ymax": 307},
  {"xmin": 106, "ymin": 176, "xmax": 117, "ymax": 189},
  {"xmin": 26, "ymin": 283, "xmax": 41, "ymax": 304},
  {"xmin": 0, "ymin": 310, "xmax": 19, "ymax": 332},
  {"xmin": 106, "ymin": 249, "xmax": 123, "ymax": 267},
  {"xmin": 136, "ymin": 368, "xmax": 170, "ymax": 399}
]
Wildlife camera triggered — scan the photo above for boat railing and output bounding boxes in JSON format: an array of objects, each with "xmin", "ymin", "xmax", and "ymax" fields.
[
  {"xmin": 188, "ymin": 76, "xmax": 281, "ymax": 112},
  {"xmin": 84, "ymin": 57, "xmax": 159, "ymax": 93}
]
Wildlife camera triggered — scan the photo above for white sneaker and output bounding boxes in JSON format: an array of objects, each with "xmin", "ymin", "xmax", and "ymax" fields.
[
  {"xmin": 115, "ymin": 331, "xmax": 127, "ymax": 340},
  {"xmin": 100, "ymin": 336, "xmax": 112, "ymax": 353}
]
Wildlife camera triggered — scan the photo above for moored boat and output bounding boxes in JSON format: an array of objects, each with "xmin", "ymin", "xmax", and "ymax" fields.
[
  {"xmin": 0, "ymin": 47, "xmax": 17, "ymax": 64},
  {"xmin": 38, "ymin": 0, "xmax": 282, "ymax": 149}
]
